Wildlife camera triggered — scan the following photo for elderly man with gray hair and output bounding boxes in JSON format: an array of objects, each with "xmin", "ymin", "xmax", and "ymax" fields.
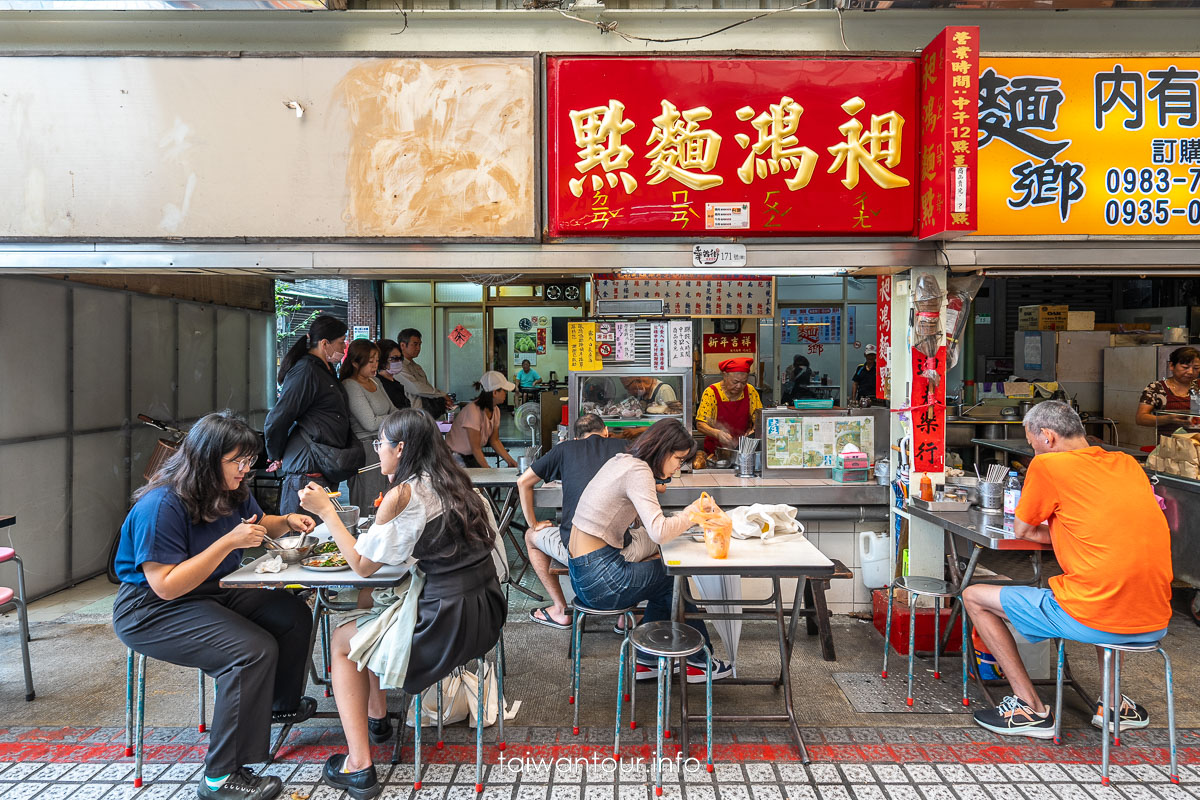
[{"xmin": 962, "ymin": 401, "xmax": 1173, "ymax": 739}]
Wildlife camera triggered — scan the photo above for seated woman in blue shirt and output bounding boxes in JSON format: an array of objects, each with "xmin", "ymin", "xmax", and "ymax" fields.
[{"xmin": 112, "ymin": 411, "xmax": 319, "ymax": 800}]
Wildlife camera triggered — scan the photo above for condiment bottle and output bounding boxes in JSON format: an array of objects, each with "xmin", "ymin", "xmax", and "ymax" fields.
[{"xmin": 919, "ymin": 473, "xmax": 934, "ymax": 502}]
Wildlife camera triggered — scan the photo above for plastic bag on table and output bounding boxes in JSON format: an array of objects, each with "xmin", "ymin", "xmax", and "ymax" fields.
[
  {"xmin": 727, "ymin": 503, "xmax": 804, "ymax": 541},
  {"xmin": 688, "ymin": 492, "xmax": 732, "ymax": 559}
]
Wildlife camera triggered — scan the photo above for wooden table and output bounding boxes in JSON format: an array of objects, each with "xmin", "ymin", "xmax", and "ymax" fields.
[
  {"xmin": 465, "ymin": 467, "xmax": 542, "ymax": 601},
  {"xmin": 660, "ymin": 535, "xmax": 834, "ymax": 763}
]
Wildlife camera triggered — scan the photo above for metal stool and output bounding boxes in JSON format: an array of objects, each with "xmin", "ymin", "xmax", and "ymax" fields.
[
  {"xmin": 1051, "ymin": 639, "xmax": 1177, "ymax": 785},
  {"xmin": 626, "ymin": 622, "xmax": 713, "ymax": 797},
  {"xmin": 569, "ymin": 603, "xmax": 639, "ymax": 736},
  {"xmin": 411, "ymin": 629, "xmax": 506, "ymax": 794},
  {"xmin": 0, "ymin": 546, "xmax": 33, "ymax": 701},
  {"xmin": 881, "ymin": 576, "xmax": 968, "ymax": 708},
  {"xmin": 124, "ymin": 649, "xmax": 207, "ymax": 787}
]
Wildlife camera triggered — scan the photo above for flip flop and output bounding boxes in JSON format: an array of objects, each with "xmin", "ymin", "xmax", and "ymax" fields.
[{"xmin": 529, "ymin": 607, "xmax": 571, "ymax": 630}]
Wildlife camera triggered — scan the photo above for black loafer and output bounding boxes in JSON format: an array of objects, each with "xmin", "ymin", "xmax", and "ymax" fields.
[
  {"xmin": 367, "ymin": 715, "xmax": 393, "ymax": 745},
  {"xmin": 196, "ymin": 768, "xmax": 282, "ymax": 800},
  {"xmin": 272, "ymin": 696, "xmax": 317, "ymax": 725},
  {"xmin": 322, "ymin": 754, "xmax": 381, "ymax": 800}
]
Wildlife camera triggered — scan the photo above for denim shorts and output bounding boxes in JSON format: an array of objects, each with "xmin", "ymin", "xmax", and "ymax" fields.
[{"xmin": 999, "ymin": 586, "xmax": 1167, "ymax": 646}]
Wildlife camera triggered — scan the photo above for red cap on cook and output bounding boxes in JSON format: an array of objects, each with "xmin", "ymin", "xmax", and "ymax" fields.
[{"xmin": 718, "ymin": 357, "xmax": 754, "ymax": 374}]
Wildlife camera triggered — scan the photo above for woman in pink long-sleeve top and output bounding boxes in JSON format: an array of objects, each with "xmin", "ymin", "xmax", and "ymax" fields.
[{"xmin": 568, "ymin": 419, "xmax": 733, "ymax": 684}]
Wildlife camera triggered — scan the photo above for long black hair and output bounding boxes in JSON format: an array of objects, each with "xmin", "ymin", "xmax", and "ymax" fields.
[
  {"xmin": 628, "ymin": 418, "xmax": 697, "ymax": 479},
  {"xmin": 473, "ymin": 388, "xmax": 496, "ymax": 413},
  {"xmin": 278, "ymin": 315, "xmax": 348, "ymax": 384},
  {"xmin": 379, "ymin": 409, "xmax": 494, "ymax": 556},
  {"xmin": 135, "ymin": 411, "xmax": 260, "ymax": 524}
]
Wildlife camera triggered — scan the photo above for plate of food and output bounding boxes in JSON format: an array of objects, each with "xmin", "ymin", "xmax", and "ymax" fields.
[
  {"xmin": 311, "ymin": 541, "xmax": 340, "ymax": 555},
  {"xmin": 301, "ymin": 552, "xmax": 350, "ymax": 571}
]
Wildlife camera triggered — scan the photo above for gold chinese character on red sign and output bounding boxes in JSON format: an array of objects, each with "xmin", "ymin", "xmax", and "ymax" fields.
[
  {"xmin": 645, "ymin": 100, "xmax": 724, "ymax": 191},
  {"xmin": 733, "ymin": 96, "xmax": 819, "ymax": 191},
  {"xmin": 827, "ymin": 97, "xmax": 910, "ymax": 191},
  {"xmin": 569, "ymin": 100, "xmax": 638, "ymax": 197}
]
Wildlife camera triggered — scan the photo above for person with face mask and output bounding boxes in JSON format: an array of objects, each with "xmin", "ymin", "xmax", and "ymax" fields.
[
  {"xmin": 264, "ymin": 315, "xmax": 361, "ymax": 517},
  {"xmin": 373, "ymin": 339, "xmax": 411, "ymax": 411}
]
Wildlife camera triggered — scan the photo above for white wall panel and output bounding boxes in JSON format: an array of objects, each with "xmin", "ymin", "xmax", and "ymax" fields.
[
  {"xmin": 249, "ymin": 314, "xmax": 274, "ymax": 417},
  {"xmin": 216, "ymin": 309, "xmax": 249, "ymax": 416},
  {"xmin": 0, "ymin": 57, "xmax": 536, "ymax": 240},
  {"xmin": 130, "ymin": 297, "xmax": 176, "ymax": 423},
  {"xmin": 0, "ymin": 438, "xmax": 69, "ymax": 598},
  {"xmin": 73, "ymin": 287, "xmax": 129, "ymax": 431},
  {"xmin": 177, "ymin": 303, "xmax": 215, "ymax": 420},
  {"xmin": 0, "ymin": 277, "xmax": 67, "ymax": 440},
  {"xmin": 71, "ymin": 430, "xmax": 129, "ymax": 580}
]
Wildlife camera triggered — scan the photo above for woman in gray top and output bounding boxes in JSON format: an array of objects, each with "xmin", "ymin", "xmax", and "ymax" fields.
[{"xmin": 341, "ymin": 340, "xmax": 396, "ymax": 511}]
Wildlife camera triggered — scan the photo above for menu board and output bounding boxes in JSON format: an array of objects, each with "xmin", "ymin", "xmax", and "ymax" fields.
[
  {"xmin": 593, "ymin": 274, "xmax": 774, "ymax": 318},
  {"xmin": 764, "ymin": 415, "xmax": 875, "ymax": 470},
  {"xmin": 567, "ymin": 322, "xmax": 603, "ymax": 371}
]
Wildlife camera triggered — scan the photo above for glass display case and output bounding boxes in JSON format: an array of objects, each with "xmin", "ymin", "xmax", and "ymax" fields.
[{"xmin": 567, "ymin": 367, "xmax": 693, "ymax": 437}]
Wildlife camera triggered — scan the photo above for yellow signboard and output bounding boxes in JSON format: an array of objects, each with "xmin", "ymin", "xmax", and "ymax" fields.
[
  {"xmin": 977, "ymin": 57, "xmax": 1200, "ymax": 236},
  {"xmin": 567, "ymin": 322, "xmax": 602, "ymax": 372}
]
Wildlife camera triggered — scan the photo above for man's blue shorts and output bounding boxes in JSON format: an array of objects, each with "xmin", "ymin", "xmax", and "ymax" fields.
[{"xmin": 999, "ymin": 586, "xmax": 1167, "ymax": 646}]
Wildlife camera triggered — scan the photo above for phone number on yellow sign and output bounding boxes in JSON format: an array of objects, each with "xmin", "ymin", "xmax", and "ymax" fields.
[{"xmin": 1103, "ymin": 167, "xmax": 1200, "ymax": 226}]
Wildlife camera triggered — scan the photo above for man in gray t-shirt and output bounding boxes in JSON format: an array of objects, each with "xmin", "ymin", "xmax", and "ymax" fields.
[
  {"xmin": 393, "ymin": 328, "xmax": 455, "ymax": 417},
  {"xmin": 517, "ymin": 414, "xmax": 627, "ymax": 628}
]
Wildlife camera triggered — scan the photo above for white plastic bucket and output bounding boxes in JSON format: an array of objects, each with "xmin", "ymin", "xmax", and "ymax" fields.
[{"xmin": 859, "ymin": 530, "xmax": 891, "ymax": 589}]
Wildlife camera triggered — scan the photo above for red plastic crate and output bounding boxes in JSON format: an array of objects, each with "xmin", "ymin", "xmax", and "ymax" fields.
[{"xmin": 871, "ymin": 588, "xmax": 963, "ymax": 655}]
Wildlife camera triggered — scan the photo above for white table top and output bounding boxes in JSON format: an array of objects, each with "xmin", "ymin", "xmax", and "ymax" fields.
[
  {"xmin": 219, "ymin": 521, "xmax": 410, "ymax": 588},
  {"xmin": 659, "ymin": 534, "xmax": 834, "ymax": 577}
]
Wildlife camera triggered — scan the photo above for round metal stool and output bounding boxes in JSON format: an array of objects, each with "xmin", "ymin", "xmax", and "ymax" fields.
[
  {"xmin": 411, "ymin": 629, "xmax": 506, "ymax": 794},
  {"xmin": 1051, "ymin": 639, "xmax": 1177, "ymax": 785},
  {"xmin": 626, "ymin": 621, "xmax": 714, "ymax": 796},
  {"xmin": 570, "ymin": 603, "xmax": 639, "ymax": 737},
  {"xmin": 881, "ymin": 575, "xmax": 967, "ymax": 708}
]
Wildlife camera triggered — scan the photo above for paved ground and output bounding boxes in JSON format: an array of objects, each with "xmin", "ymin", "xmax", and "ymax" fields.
[{"xmin": 2, "ymin": 547, "xmax": 1199, "ymax": 800}]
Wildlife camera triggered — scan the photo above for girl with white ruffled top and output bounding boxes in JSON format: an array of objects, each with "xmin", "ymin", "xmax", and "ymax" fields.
[{"xmin": 298, "ymin": 409, "xmax": 506, "ymax": 800}]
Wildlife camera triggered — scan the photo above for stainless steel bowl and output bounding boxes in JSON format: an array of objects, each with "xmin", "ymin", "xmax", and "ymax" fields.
[{"xmin": 271, "ymin": 534, "xmax": 314, "ymax": 564}]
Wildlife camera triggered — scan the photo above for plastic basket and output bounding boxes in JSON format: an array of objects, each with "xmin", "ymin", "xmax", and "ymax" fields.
[
  {"xmin": 793, "ymin": 398, "xmax": 834, "ymax": 409},
  {"xmin": 832, "ymin": 466, "xmax": 870, "ymax": 483}
]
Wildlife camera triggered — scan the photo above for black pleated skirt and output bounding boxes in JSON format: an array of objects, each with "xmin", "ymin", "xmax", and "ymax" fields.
[{"xmin": 402, "ymin": 556, "xmax": 506, "ymax": 695}]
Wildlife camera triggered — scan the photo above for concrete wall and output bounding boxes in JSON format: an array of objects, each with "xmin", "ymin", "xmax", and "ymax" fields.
[{"xmin": 0, "ymin": 276, "xmax": 275, "ymax": 600}]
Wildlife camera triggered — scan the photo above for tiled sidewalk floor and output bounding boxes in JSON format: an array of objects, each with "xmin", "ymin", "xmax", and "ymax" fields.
[{"xmin": 0, "ymin": 728, "xmax": 1197, "ymax": 800}]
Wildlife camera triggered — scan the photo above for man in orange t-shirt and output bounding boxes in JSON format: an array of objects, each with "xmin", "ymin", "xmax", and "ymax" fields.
[{"xmin": 962, "ymin": 401, "xmax": 1172, "ymax": 739}]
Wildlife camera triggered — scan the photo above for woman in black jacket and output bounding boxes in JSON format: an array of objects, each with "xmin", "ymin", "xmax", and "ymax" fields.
[{"xmin": 264, "ymin": 315, "xmax": 358, "ymax": 516}]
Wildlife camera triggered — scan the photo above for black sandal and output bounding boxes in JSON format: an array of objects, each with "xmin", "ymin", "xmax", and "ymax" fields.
[
  {"xmin": 367, "ymin": 715, "xmax": 393, "ymax": 745},
  {"xmin": 272, "ymin": 696, "xmax": 317, "ymax": 725}
]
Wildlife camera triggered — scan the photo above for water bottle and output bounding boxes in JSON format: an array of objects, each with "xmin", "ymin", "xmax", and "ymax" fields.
[{"xmin": 1003, "ymin": 470, "xmax": 1022, "ymax": 517}]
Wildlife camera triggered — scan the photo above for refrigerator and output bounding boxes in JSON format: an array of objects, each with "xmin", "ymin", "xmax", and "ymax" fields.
[
  {"xmin": 1012, "ymin": 330, "xmax": 1112, "ymax": 414},
  {"xmin": 1103, "ymin": 344, "xmax": 1175, "ymax": 449}
]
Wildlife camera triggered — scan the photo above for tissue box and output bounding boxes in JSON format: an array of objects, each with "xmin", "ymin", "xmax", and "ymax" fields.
[{"xmin": 838, "ymin": 450, "xmax": 869, "ymax": 469}]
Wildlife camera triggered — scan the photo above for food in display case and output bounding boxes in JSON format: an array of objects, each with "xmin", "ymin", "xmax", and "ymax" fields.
[{"xmin": 568, "ymin": 368, "xmax": 692, "ymax": 436}]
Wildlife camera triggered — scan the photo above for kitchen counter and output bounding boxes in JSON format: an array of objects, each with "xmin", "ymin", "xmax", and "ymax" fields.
[
  {"xmin": 533, "ymin": 471, "xmax": 889, "ymax": 513},
  {"xmin": 970, "ymin": 437, "xmax": 1148, "ymax": 461}
]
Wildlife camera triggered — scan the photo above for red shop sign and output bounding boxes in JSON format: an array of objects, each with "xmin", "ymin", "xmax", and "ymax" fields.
[
  {"xmin": 918, "ymin": 26, "xmax": 980, "ymax": 239},
  {"xmin": 703, "ymin": 333, "xmax": 757, "ymax": 354},
  {"xmin": 547, "ymin": 57, "xmax": 919, "ymax": 237}
]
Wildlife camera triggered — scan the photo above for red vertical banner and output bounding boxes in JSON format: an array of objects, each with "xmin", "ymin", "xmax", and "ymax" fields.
[
  {"xmin": 911, "ymin": 345, "xmax": 947, "ymax": 473},
  {"xmin": 918, "ymin": 26, "xmax": 979, "ymax": 239},
  {"xmin": 876, "ymin": 276, "xmax": 892, "ymax": 401}
]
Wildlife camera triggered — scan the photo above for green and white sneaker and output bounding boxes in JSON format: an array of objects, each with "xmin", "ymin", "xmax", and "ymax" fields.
[
  {"xmin": 1091, "ymin": 694, "xmax": 1150, "ymax": 731},
  {"xmin": 972, "ymin": 695, "xmax": 1055, "ymax": 739}
]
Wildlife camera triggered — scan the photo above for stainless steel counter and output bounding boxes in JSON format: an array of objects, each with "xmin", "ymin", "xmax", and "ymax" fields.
[
  {"xmin": 533, "ymin": 471, "xmax": 889, "ymax": 517},
  {"xmin": 905, "ymin": 504, "xmax": 1051, "ymax": 551},
  {"xmin": 1151, "ymin": 471, "xmax": 1200, "ymax": 588},
  {"xmin": 970, "ymin": 438, "xmax": 1148, "ymax": 461}
]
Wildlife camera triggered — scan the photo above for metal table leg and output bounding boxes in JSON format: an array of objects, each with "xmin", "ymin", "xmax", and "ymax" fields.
[{"xmin": 490, "ymin": 487, "xmax": 543, "ymax": 602}]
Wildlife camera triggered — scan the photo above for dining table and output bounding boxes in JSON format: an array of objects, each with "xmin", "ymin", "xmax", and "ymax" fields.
[
  {"xmin": 465, "ymin": 467, "xmax": 542, "ymax": 601},
  {"xmin": 219, "ymin": 523, "xmax": 414, "ymax": 762},
  {"xmin": 905, "ymin": 503, "xmax": 1090, "ymax": 707},
  {"xmin": 660, "ymin": 533, "xmax": 835, "ymax": 763}
]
